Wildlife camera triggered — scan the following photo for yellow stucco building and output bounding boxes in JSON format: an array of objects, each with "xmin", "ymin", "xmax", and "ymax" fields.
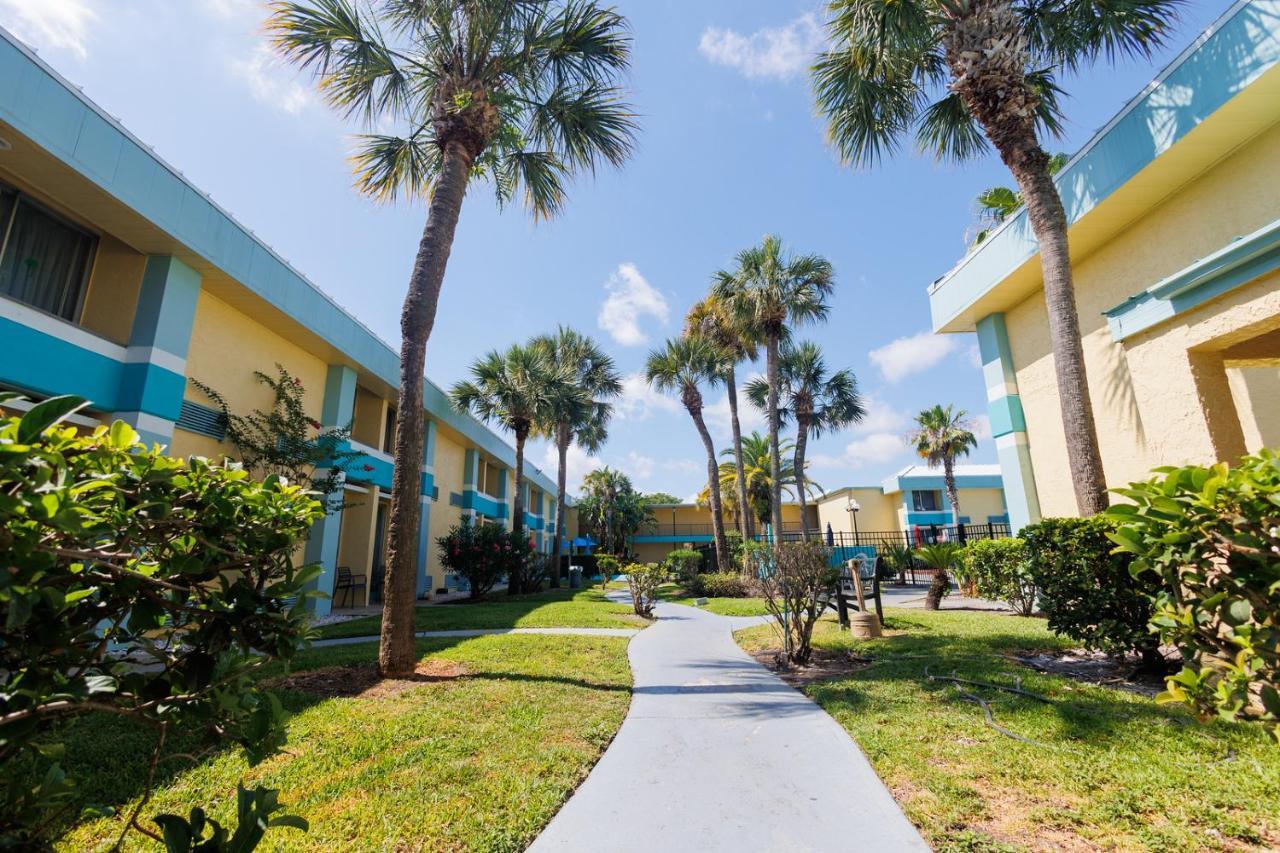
[
  {"xmin": 929, "ymin": 0, "xmax": 1280, "ymax": 528},
  {"xmin": 0, "ymin": 27, "xmax": 561, "ymax": 615}
]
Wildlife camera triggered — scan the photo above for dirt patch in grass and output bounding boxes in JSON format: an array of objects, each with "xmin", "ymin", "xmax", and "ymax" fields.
[
  {"xmin": 269, "ymin": 660, "xmax": 467, "ymax": 699},
  {"xmin": 749, "ymin": 647, "xmax": 872, "ymax": 688},
  {"xmin": 1011, "ymin": 649, "xmax": 1169, "ymax": 698}
]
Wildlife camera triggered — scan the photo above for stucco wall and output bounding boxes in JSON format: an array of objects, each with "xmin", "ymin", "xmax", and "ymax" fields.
[
  {"xmin": 80, "ymin": 234, "xmax": 144, "ymax": 345},
  {"xmin": 1005, "ymin": 120, "xmax": 1280, "ymax": 516},
  {"xmin": 1228, "ymin": 366, "xmax": 1280, "ymax": 451},
  {"xmin": 815, "ymin": 488, "xmax": 899, "ymax": 535},
  {"xmin": 172, "ymin": 290, "xmax": 327, "ymax": 459}
]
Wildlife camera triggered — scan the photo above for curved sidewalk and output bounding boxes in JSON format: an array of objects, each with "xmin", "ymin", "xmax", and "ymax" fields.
[{"xmin": 529, "ymin": 598, "xmax": 927, "ymax": 852}]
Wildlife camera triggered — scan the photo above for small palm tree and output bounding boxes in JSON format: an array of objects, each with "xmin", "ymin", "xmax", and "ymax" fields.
[
  {"xmin": 972, "ymin": 153, "xmax": 1069, "ymax": 245},
  {"xmin": 915, "ymin": 542, "xmax": 964, "ymax": 610},
  {"xmin": 452, "ymin": 344, "xmax": 566, "ymax": 593},
  {"xmin": 712, "ymin": 236, "xmax": 834, "ymax": 541},
  {"xmin": 685, "ymin": 295, "xmax": 759, "ymax": 541},
  {"xmin": 270, "ymin": 0, "xmax": 637, "ymax": 675},
  {"xmin": 698, "ymin": 432, "xmax": 818, "ymax": 532},
  {"xmin": 747, "ymin": 341, "xmax": 864, "ymax": 540},
  {"xmin": 813, "ymin": 0, "xmax": 1182, "ymax": 517},
  {"xmin": 908, "ymin": 405, "xmax": 978, "ymax": 531},
  {"xmin": 646, "ymin": 336, "xmax": 730, "ymax": 571},
  {"xmin": 530, "ymin": 327, "xmax": 621, "ymax": 587}
]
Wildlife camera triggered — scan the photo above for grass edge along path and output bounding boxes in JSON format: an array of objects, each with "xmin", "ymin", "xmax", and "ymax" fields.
[
  {"xmin": 56, "ymin": 633, "xmax": 633, "ymax": 852},
  {"xmin": 316, "ymin": 586, "xmax": 647, "ymax": 640},
  {"xmin": 734, "ymin": 609, "xmax": 1279, "ymax": 852},
  {"xmin": 655, "ymin": 583, "xmax": 770, "ymax": 617}
]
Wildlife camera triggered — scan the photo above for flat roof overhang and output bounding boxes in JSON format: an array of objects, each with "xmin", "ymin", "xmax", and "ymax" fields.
[{"xmin": 928, "ymin": 0, "xmax": 1280, "ymax": 334}]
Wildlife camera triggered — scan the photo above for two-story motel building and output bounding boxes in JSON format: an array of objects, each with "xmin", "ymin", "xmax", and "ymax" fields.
[
  {"xmin": 632, "ymin": 465, "xmax": 1008, "ymax": 564},
  {"xmin": 930, "ymin": 0, "xmax": 1280, "ymax": 530},
  {"xmin": 0, "ymin": 27, "xmax": 562, "ymax": 615}
]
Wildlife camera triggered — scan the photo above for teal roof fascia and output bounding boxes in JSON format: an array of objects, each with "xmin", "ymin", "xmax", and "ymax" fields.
[
  {"xmin": 927, "ymin": 0, "xmax": 1280, "ymax": 333},
  {"xmin": 897, "ymin": 473, "xmax": 1006, "ymax": 491},
  {"xmin": 1103, "ymin": 216, "xmax": 1280, "ymax": 340},
  {"xmin": 0, "ymin": 27, "xmax": 557, "ymax": 496}
]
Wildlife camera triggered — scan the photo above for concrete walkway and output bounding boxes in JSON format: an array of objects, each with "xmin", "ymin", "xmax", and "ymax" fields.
[
  {"xmin": 529, "ymin": 596, "xmax": 927, "ymax": 852},
  {"xmin": 311, "ymin": 626, "xmax": 640, "ymax": 649}
]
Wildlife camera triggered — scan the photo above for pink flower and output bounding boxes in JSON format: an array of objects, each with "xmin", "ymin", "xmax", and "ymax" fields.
[
  {"xmin": 309, "ymin": 419, "xmax": 322, "ymax": 429},
  {"xmin": 362, "ymin": 464, "xmax": 375, "ymax": 472}
]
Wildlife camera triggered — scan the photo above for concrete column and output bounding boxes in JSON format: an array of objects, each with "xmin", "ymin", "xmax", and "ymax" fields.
[
  {"xmin": 1188, "ymin": 350, "xmax": 1248, "ymax": 462},
  {"xmin": 462, "ymin": 448, "xmax": 480, "ymax": 522},
  {"xmin": 114, "ymin": 256, "xmax": 201, "ymax": 446},
  {"xmin": 302, "ymin": 363, "xmax": 356, "ymax": 616},
  {"xmin": 416, "ymin": 419, "xmax": 437, "ymax": 598},
  {"xmin": 976, "ymin": 313, "xmax": 1042, "ymax": 531}
]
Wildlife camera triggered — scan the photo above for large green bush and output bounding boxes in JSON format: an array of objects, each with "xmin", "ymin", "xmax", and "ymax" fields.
[
  {"xmin": 437, "ymin": 519, "xmax": 532, "ymax": 599},
  {"xmin": 963, "ymin": 538, "xmax": 1038, "ymax": 616},
  {"xmin": 690, "ymin": 572, "xmax": 752, "ymax": 598},
  {"xmin": 1109, "ymin": 450, "xmax": 1280, "ymax": 739},
  {"xmin": 1022, "ymin": 517, "xmax": 1164, "ymax": 670},
  {"xmin": 0, "ymin": 396, "xmax": 321, "ymax": 848},
  {"xmin": 664, "ymin": 548, "xmax": 702, "ymax": 586}
]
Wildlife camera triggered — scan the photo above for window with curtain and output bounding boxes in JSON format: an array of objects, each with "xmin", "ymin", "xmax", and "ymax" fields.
[
  {"xmin": 0, "ymin": 186, "xmax": 97, "ymax": 322},
  {"xmin": 911, "ymin": 489, "xmax": 942, "ymax": 512}
]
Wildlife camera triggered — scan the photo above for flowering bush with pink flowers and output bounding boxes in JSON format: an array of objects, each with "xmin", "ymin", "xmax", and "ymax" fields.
[{"xmin": 437, "ymin": 519, "xmax": 533, "ymax": 599}]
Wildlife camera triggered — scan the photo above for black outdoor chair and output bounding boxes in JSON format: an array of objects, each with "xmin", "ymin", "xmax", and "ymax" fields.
[{"xmin": 333, "ymin": 566, "xmax": 366, "ymax": 609}]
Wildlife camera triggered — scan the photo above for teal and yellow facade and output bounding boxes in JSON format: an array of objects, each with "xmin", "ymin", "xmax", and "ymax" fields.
[
  {"xmin": 0, "ymin": 27, "xmax": 560, "ymax": 615},
  {"xmin": 930, "ymin": 0, "xmax": 1280, "ymax": 528}
]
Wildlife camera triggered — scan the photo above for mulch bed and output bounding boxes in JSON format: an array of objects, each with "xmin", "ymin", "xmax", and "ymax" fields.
[
  {"xmin": 1011, "ymin": 649, "xmax": 1169, "ymax": 697},
  {"xmin": 268, "ymin": 660, "xmax": 467, "ymax": 699},
  {"xmin": 750, "ymin": 648, "xmax": 872, "ymax": 688}
]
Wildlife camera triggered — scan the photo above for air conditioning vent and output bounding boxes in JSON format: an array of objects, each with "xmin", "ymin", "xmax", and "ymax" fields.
[{"xmin": 175, "ymin": 399, "xmax": 226, "ymax": 440}]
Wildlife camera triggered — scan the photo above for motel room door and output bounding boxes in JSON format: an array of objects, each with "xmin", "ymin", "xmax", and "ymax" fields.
[{"xmin": 370, "ymin": 499, "xmax": 389, "ymax": 604}]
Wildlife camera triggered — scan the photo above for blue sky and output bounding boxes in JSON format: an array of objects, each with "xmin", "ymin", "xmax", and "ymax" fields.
[{"xmin": 0, "ymin": 0, "xmax": 1225, "ymax": 502}]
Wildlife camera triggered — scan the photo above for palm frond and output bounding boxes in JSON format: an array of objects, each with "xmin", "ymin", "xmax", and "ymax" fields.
[{"xmin": 915, "ymin": 93, "xmax": 989, "ymax": 162}]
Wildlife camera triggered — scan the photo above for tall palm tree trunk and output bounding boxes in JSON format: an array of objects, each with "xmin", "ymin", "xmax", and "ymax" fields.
[
  {"xmin": 510, "ymin": 427, "xmax": 528, "ymax": 595},
  {"xmin": 794, "ymin": 417, "xmax": 811, "ymax": 542},
  {"xmin": 943, "ymin": 456, "xmax": 961, "ymax": 528},
  {"xmin": 766, "ymin": 332, "xmax": 785, "ymax": 542},
  {"xmin": 724, "ymin": 368, "xmax": 753, "ymax": 541},
  {"xmin": 380, "ymin": 144, "xmax": 471, "ymax": 678},
  {"xmin": 688, "ymin": 399, "xmax": 729, "ymax": 572},
  {"xmin": 551, "ymin": 422, "xmax": 569, "ymax": 589},
  {"xmin": 1012, "ymin": 155, "xmax": 1108, "ymax": 515},
  {"xmin": 944, "ymin": 4, "xmax": 1107, "ymax": 516}
]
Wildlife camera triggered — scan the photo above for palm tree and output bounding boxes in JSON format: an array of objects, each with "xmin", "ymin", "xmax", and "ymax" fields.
[
  {"xmin": 813, "ymin": 0, "xmax": 1181, "ymax": 517},
  {"xmin": 579, "ymin": 467, "xmax": 653, "ymax": 557},
  {"xmin": 698, "ymin": 432, "xmax": 819, "ymax": 533},
  {"xmin": 746, "ymin": 342, "xmax": 864, "ymax": 540},
  {"xmin": 712, "ymin": 236, "xmax": 834, "ymax": 542},
  {"xmin": 908, "ymin": 405, "xmax": 979, "ymax": 530},
  {"xmin": 685, "ymin": 296, "xmax": 758, "ymax": 540},
  {"xmin": 270, "ymin": 0, "xmax": 636, "ymax": 675},
  {"xmin": 645, "ymin": 336, "xmax": 730, "ymax": 571},
  {"xmin": 452, "ymin": 344, "xmax": 565, "ymax": 592},
  {"xmin": 973, "ymin": 153, "xmax": 1069, "ymax": 245},
  {"xmin": 530, "ymin": 327, "xmax": 621, "ymax": 588},
  {"xmin": 915, "ymin": 542, "xmax": 964, "ymax": 610}
]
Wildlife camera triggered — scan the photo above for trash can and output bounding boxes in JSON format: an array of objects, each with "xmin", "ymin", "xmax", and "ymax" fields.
[{"xmin": 568, "ymin": 567, "xmax": 583, "ymax": 589}]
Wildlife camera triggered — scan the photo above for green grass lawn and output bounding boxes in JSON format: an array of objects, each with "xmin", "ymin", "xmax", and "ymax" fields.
[
  {"xmin": 56, "ymin": 633, "xmax": 632, "ymax": 851},
  {"xmin": 736, "ymin": 609, "xmax": 1280, "ymax": 851},
  {"xmin": 656, "ymin": 583, "xmax": 771, "ymax": 616},
  {"xmin": 316, "ymin": 586, "xmax": 646, "ymax": 640}
]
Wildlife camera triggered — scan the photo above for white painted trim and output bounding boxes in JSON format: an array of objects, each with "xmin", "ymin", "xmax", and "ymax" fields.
[
  {"xmin": 116, "ymin": 411, "xmax": 175, "ymax": 437},
  {"xmin": 349, "ymin": 439, "xmax": 393, "ymax": 464},
  {"xmin": 343, "ymin": 482, "xmax": 370, "ymax": 495},
  {"xmin": 125, "ymin": 345, "xmax": 186, "ymax": 375},
  {"xmin": 3, "ymin": 395, "xmax": 102, "ymax": 427},
  {"xmin": 986, "ymin": 381, "xmax": 1018, "ymax": 402},
  {"xmin": 0, "ymin": 295, "xmax": 127, "ymax": 360}
]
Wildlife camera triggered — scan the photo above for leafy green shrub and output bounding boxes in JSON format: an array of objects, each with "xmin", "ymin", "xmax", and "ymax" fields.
[
  {"xmin": 963, "ymin": 538, "xmax": 1038, "ymax": 616},
  {"xmin": 690, "ymin": 572, "xmax": 752, "ymax": 598},
  {"xmin": 1109, "ymin": 451, "xmax": 1280, "ymax": 739},
  {"xmin": 437, "ymin": 519, "xmax": 532, "ymax": 599},
  {"xmin": 1022, "ymin": 517, "xmax": 1164, "ymax": 670},
  {"xmin": 665, "ymin": 548, "xmax": 702, "ymax": 586},
  {"xmin": 914, "ymin": 542, "xmax": 964, "ymax": 610},
  {"xmin": 724, "ymin": 530, "xmax": 745, "ymax": 569},
  {"xmin": 625, "ymin": 563, "xmax": 666, "ymax": 618},
  {"xmin": 0, "ymin": 396, "xmax": 320, "ymax": 848},
  {"xmin": 757, "ymin": 542, "xmax": 840, "ymax": 665},
  {"xmin": 596, "ymin": 554, "xmax": 620, "ymax": 584}
]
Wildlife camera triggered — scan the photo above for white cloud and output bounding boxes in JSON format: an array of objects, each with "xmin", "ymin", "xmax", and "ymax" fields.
[
  {"xmin": 597, "ymin": 263, "xmax": 668, "ymax": 346},
  {"xmin": 622, "ymin": 451, "xmax": 656, "ymax": 482},
  {"xmin": 0, "ymin": 0, "xmax": 96, "ymax": 59},
  {"xmin": 663, "ymin": 458, "xmax": 702, "ymax": 475},
  {"xmin": 698, "ymin": 13, "xmax": 824, "ymax": 81},
  {"xmin": 968, "ymin": 343, "xmax": 983, "ymax": 369},
  {"xmin": 704, "ymin": 375, "xmax": 767, "ymax": 439},
  {"xmin": 868, "ymin": 331, "xmax": 959, "ymax": 383},
  {"xmin": 854, "ymin": 394, "xmax": 910, "ymax": 435},
  {"xmin": 810, "ymin": 432, "xmax": 910, "ymax": 471},
  {"xmin": 973, "ymin": 413, "xmax": 992, "ymax": 441},
  {"xmin": 539, "ymin": 442, "xmax": 600, "ymax": 496},
  {"xmin": 230, "ymin": 43, "xmax": 313, "ymax": 115},
  {"xmin": 616, "ymin": 372, "xmax": 679, "ymax": 421}
]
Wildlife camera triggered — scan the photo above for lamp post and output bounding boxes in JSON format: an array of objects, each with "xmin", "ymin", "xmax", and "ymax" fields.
[{"xmin": 846, "ymin": 496, "xmax": 861, "ymax": 547}]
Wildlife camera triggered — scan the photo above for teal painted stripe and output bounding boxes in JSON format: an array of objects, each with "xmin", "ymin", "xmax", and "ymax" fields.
[
  {"xmin": 907, "ymin": 512, "xmax": 955, "ymax": 525},
  {"xmin": 449, "ymin": 490, "xmax": 507, "ymax": 519},
  {"xmin": 633, "ymin": 535, "xmax": 714, "ymax": 544},
  {"xmin": 118, "ymin": 362, "xmax": 186, "ymax": 421},
  {"xmin": 897, "ymin": 473, "xmax": 1006, "ymax": 491},
  {"xmin": 131, "ymin": 256, "xmax": 200, "ymax": 356},
  {"xmin": 987, "ymin": 394, "xmax": 1027, "ymax": 438},
  {"xmin": 1105, "ymin": 217, "xmax": 1280, "ymax": 340},
  {"xmin": 0, "ymin": 314, "xmax": 123, "ymax": 407}
]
